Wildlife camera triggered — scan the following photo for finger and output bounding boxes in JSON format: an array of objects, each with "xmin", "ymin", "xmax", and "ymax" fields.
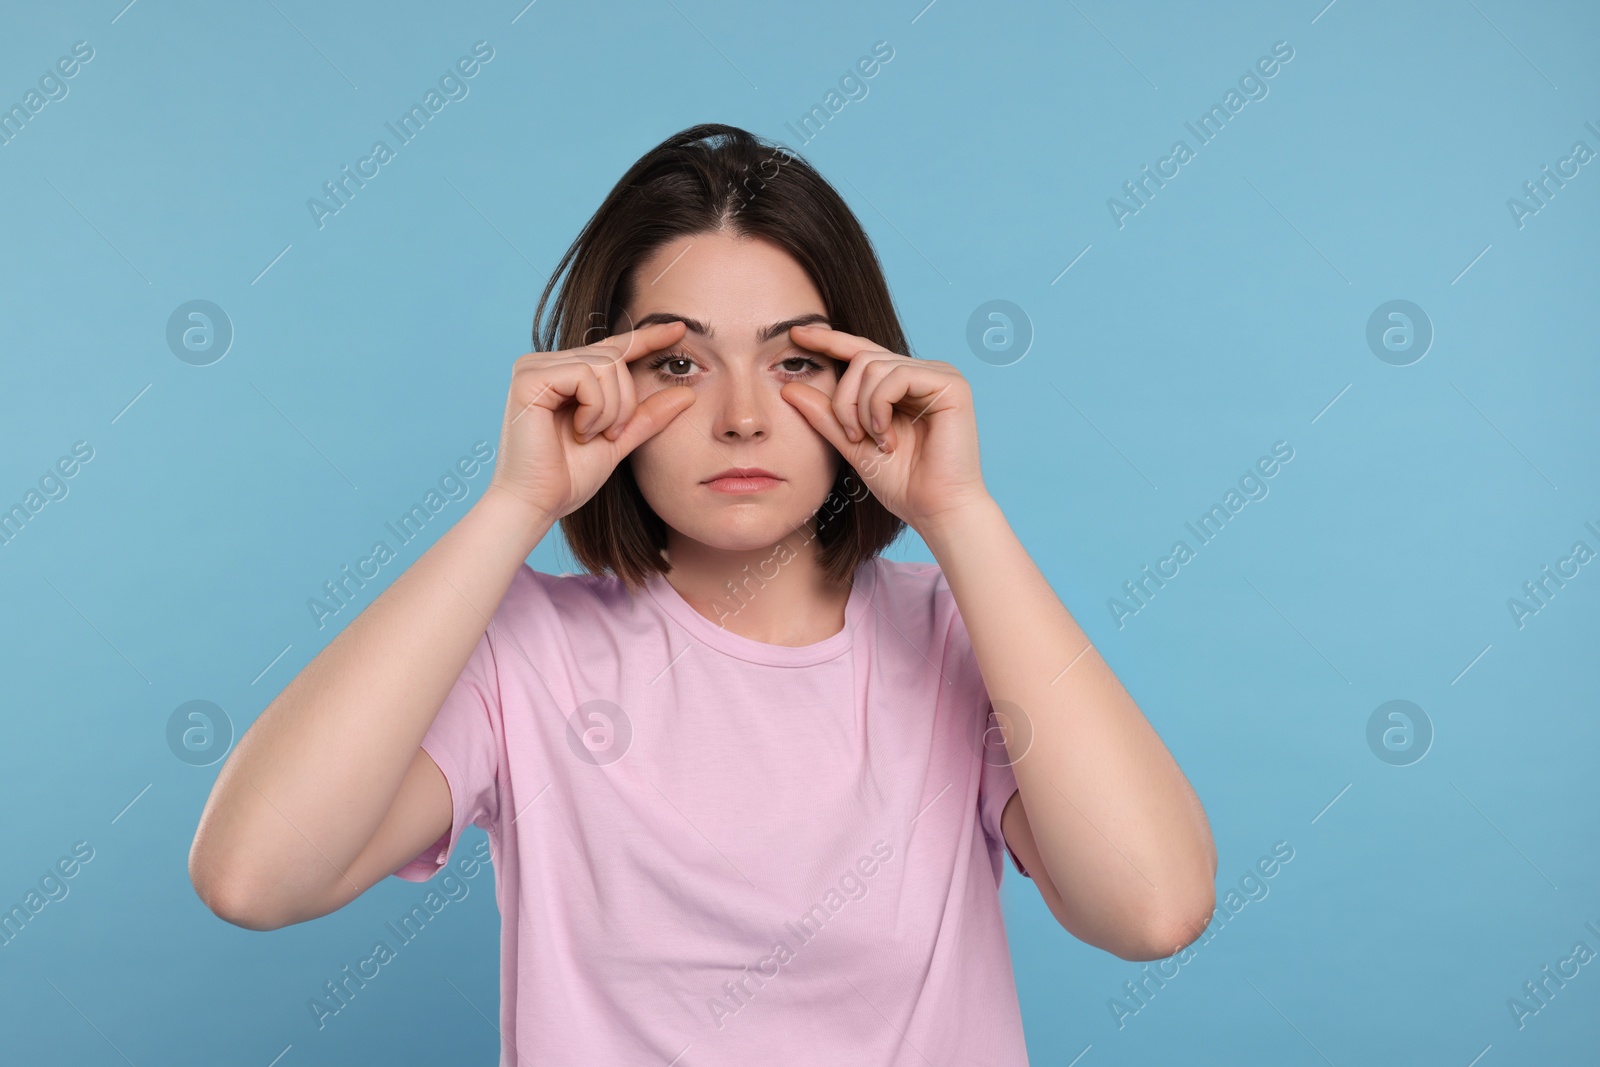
[
  {"xmin": 604, "ymin": 356, "xmax": 640, "ymax": 442},
  {"xmin": 833, "ymin": 378, "xmax": 864, "ymax": 444},
  {"xmin": 566, "ymin": 363, "xmax": 609, "ymax": 441},
  {"xmin": 868, "ymin": 364, "xmax": 955, "ymax": 454},
  {"xmin": 787, "ymin": 323, "xmax": 888, "ymax": 362},
  {"xmin": 833, "ymin": 353, "xmax": 893, "ymax": 446},
  {"xmin": 855, "ymin": 359, "xmax": 900, "ymax": 450},
  {"xmin": 590, "ymin": 319, "xmax": 688, "ymax": 365},
  {"xmin": 510, "ymin": 360, "xmax": 601, "ymax": 425},
  {"xmin": 817, "ymin": 346, "xmax": 871, "ymax": 443},
  {"xmin": 577, "ymin": 357, "xmax": 620, "ymax": 441},
  {"xmin": 779, "ymin": 381, "xmax": 862, "ymax": 460},
  {"xmin": 784, "ymin": 383, "xmax": 902, "ymax": 483},
  {"xmin": 790, "ymin": 324, "xmax": 897, "ymax": 446},
  {"xmin": 612, "ymin": 385, "xmax": 697, "ymax": 456}
]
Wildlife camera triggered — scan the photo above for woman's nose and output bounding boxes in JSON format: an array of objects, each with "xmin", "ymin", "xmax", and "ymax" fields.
[{"xmin": 711, "ymin": 364, "xmax": 772, "ymax": 440}]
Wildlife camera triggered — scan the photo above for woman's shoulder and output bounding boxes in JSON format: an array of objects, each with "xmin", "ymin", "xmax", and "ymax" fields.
[
  {"xmin": 866, "ymin": 558, "xmax": 979, "ymax": 669},
  {"xmin": 864, "ymin": 557, "xmax": 962, "ymax": 626},
  {"xmin": 506, "ymin": 564, "xmax": 630, "ymax": 609},
  {"xmin": 869, "ymin": 556, "xmax": 952, "ymax": 598},
  {"xmin": 487, "ymin": 565, "xmax": 636, "ymax": 636}
]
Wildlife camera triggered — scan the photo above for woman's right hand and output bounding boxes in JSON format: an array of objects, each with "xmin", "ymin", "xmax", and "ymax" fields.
[{"xmin": 486, "ymin": 320, "xmax": 696, "ymax": 524}]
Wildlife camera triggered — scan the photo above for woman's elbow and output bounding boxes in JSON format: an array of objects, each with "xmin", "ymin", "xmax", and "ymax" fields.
[
  {"xmin": 190, "ymin": 867, "xmax": 286, "ymax": 931},
  {"xmin": 1119, "ymin": 885, "xmax": 1217, "ymax": 962},
  {"xmin": 188, "ymin": 835, "xmax": 289, "ymax": 931}
]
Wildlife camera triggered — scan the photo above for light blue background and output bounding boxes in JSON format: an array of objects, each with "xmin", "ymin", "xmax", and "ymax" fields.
[{"xmin": 2, "ymin": 1, "xmax": 1596, "ymax": 1063}]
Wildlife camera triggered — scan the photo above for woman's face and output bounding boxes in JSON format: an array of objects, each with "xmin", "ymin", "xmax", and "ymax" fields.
[{"xmin": 621, "ymin": 230, "xmax": 843, "ymax": 555}]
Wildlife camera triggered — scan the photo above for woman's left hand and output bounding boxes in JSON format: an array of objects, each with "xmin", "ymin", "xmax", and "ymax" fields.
[{"xmin": 780, "ymin": 324, "xmax": 991, "ymax": 536}]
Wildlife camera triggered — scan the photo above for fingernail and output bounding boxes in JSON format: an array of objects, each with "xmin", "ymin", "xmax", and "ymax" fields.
[{"xmin": 871, "ymin": 415, "xmax": 883, "ymax": 434}]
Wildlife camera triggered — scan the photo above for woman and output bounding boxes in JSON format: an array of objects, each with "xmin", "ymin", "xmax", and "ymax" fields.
[{"xmin": 188, "ymin": 122, "xmax": 1216, "ymax": 1064}]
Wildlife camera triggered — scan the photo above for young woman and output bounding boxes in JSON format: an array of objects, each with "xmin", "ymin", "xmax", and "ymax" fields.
[{"xmin": 189, "ymin": 123, "xmax": 1216, "ymax": 1064}]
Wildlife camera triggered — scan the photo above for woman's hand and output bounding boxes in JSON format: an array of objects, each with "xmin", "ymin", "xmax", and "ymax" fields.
[
  {"xmin": 779, "ymin": 324, "xmax": 990, "ymax": 535},
  {"xmin": 487, "ymin": 320, "xmax": 697, "ymax": 523}
]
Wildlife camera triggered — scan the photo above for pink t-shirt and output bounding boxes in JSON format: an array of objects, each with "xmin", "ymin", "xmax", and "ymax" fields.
[{"xmin": 394, "ymin": 554, "xmax": 1031, "ymax": 1064}]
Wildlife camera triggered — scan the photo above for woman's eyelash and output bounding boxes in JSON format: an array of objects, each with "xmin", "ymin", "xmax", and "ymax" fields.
[
  {"xmin": 643, "ymin": 350, "xmax": 826, "ymax": 379},
  {"xmin": 781, "ymin": 355, "xmax": 828, "ymax": 376},
  {"xmin": 643, "ymin": 349, "xmax": 694, "ymax": 375}
]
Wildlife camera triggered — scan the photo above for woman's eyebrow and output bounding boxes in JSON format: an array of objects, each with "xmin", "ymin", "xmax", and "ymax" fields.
[{"xmin": 631, "ymin": 311, "xmax": 830, "ymax": 342}]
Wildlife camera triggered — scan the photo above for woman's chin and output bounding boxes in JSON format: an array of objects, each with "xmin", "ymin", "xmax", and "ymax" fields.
[{"xmin": 667, "ymin": 514, "xmax": 815, "ymax": 556}]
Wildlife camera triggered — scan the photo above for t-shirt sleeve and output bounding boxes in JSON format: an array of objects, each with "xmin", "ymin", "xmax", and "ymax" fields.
[
  {"xmin": 977, "ymin": 718, "xmax": 1031, "ymax": 881},
  {"xmin": 392, "ymin": 626, "xmax": 503, "ymax": 882}
]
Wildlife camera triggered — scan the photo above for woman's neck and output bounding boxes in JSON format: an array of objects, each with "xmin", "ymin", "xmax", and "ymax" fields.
[{"xmin": 659, "ymin": 527, "xmax": 853, "ymax": 647}]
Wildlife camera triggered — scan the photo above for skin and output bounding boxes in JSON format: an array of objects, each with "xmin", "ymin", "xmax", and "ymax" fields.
[
  {"xmin": 189, "ymin": 225, "xmax": 1215, "ymax": 964},
  {"xmin": 615, "ymin": 231, "xmax": 855, "ymax": 645}
]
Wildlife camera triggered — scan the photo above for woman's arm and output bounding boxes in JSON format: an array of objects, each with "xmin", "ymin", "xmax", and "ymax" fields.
[
  {"xmin": 925, "ymin": 497, "xmax": 1218, "ymax": 962},
  {"xmin": 187, "ymin": 487, "xmax": 551, "ymax": 929},
  {"xmin": 187, "ymin": 318, "xmax": 696, "ymax": 930},
  {"xmin": 777, "ymin": 323, "xmax": 1216, "ymax": 961}
]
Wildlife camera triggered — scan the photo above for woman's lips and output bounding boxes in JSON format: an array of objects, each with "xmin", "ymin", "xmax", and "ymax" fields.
[
  {"xmin": 704, "ymin": 475, "xmax": 781, "ymax": 494},
  {"xmin": 702, "ymin": 467, "xmax": 780, "ymax": 494}
]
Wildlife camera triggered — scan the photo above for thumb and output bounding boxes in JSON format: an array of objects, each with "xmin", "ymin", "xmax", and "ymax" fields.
[
  {"xmin": 780, "ymin": 381, "xmax": 857, "ymax": 456},
  {"xmin": 612, "ymin": 386, "xmax": 697, "ymax": 457}
]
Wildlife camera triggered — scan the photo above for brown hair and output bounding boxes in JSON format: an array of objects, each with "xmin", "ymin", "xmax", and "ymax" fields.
[{"xmin": 531, "ymin": 122, "xmax": 910, "ymax": 594}]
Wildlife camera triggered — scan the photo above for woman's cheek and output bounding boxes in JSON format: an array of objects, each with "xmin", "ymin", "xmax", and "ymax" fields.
[
  {"xmin": 626, "ymin": 454, "xmax": 675, "ymax": 527},
  {"xmin": 634, "ymin": 408, "xmax": 697, "ymax": 477}
]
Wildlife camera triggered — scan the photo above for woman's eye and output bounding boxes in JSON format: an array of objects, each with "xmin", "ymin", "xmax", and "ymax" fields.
[
  {"xmin": 645, "ymin": 352, "xmax": 697, "ymax": 377},
  {"xmin": 646, "ymin": 353, "xmax": 824, "ymax": 379},
  {"xmin": 779, "ymin": 356, "xmax": 824, "ymax": 376}
]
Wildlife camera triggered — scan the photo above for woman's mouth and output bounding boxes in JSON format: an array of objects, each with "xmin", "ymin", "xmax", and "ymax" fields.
[{"xmin": 702, "ymin": 468, "xmax": 782, "ymax": 494}]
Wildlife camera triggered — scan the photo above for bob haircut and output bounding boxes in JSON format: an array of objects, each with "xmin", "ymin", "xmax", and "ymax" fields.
[{"xmin": 531, "ymin": 122, "xmax": 910, "ymax": 594}]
